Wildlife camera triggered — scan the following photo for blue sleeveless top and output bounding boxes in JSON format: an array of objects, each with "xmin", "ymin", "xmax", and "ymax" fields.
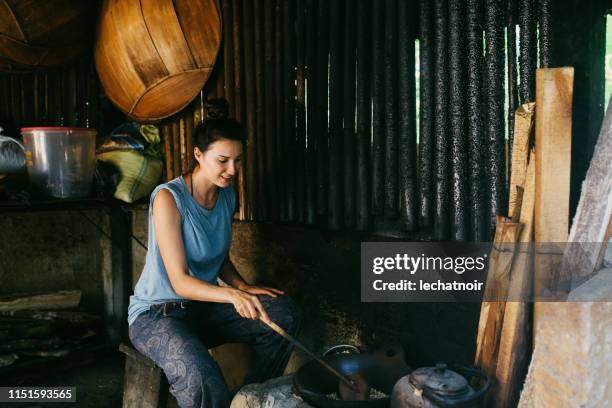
[{"xmin": 127, "ymin": 176, "xmax": 236, "ymax": 325}]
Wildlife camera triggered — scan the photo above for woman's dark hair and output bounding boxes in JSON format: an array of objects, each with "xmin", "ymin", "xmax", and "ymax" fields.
[{"xmin": 193, "ymin": 98, "xmax": 246, "ymax": 152}]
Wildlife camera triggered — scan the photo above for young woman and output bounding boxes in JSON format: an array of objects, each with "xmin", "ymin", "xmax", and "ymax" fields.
[{"xmin": 127, "ymin": 100, "xmax": 301, "ymax": 408}]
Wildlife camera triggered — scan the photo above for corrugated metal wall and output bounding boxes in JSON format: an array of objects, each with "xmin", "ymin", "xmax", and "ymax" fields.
[{"xmin": 0, "ymin": 0, "xmax": 556, "ymax": 241}]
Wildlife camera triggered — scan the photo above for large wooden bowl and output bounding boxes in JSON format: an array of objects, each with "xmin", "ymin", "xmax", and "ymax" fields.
[
  {"xmin": 95, "ymin": 0, "xmax": 222, "ymax": 123},
  {"xmin": 0, "ymin": 0, "xmax": 95, "ymax": 72}
]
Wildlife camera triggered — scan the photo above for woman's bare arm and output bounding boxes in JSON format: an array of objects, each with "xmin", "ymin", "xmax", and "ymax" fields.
[{"xmin": 152, "ymin": 189, "xmax": 270, "ymax": 320}]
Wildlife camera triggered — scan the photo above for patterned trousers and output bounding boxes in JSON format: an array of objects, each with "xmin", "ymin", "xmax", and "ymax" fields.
[{"xmin": 129, "ymin": 295, "xmax": 301, "ymax": 408}]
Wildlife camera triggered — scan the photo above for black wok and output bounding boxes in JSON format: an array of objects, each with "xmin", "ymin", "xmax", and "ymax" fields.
[{"xmin": 293, "ymin": 345, "xmax": 411, "ymax": 408}]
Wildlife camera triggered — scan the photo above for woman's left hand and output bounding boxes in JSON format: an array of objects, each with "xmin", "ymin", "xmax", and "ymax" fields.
[{"xmin": 240, "ymin": 284, "xmax": 284, "ymax": 298}]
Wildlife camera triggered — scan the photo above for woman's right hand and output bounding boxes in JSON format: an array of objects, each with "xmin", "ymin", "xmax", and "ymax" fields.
[{"xmin": 227, "ymin": 288, "xmax": 271, "ymax": 323}]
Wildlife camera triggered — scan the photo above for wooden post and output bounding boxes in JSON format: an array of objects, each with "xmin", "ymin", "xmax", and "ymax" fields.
[
  {"xmin": 493, "ymin": 150, "xmax": 536, "ymax": 408},
  {"xmin": 534, "ymin": 68, "xmax": 573, "ymax": 300}
]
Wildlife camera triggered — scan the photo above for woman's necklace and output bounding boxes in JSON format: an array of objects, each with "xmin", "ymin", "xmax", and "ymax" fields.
[{"xmin": 190, "ymin": 172, "xmax": 217, "ymax": 210}]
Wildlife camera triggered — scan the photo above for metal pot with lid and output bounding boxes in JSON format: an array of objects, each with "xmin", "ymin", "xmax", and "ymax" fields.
[{"xmin": 390, "ymin": 363, "xmax": 490, "ymax": 408}]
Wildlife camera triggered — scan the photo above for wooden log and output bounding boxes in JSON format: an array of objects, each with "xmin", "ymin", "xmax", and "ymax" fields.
[
  {"xmin": 493, "ymin": 149, "xmax": 536, "ymax": 408},
  {"xmin": 534, "ymin": 68, "xmax": 573, "ymax": 300},
  {"xmin": 508, "ymin": 102, "xmax": 535, "ymax": 219},
  {"xmin": 0, "ymin": 291, "xmax": 81, "ymax": 312},
  {"xmin": 474, "ymin": 217, "xmax": 520, "ymax": 390}
]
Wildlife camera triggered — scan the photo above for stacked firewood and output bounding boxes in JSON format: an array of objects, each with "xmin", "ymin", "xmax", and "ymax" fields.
[
  {"xmin": 475, "ymin": 68, "xmax": 575, "ymax": 407},
  {"xmin": 0, "ymin": 290, "xmax": 102, "ymax": 369}
]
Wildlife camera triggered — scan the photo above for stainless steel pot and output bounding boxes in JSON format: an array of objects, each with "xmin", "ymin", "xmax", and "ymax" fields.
[{"xmin": 390, "ymin": 364, "xmax": 490, "ymax": 408}]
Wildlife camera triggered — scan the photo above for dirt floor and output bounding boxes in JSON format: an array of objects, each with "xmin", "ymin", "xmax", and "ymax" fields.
[{"xmin": 0, "ymin": 349, "xmax": 124, "ymax": 408}]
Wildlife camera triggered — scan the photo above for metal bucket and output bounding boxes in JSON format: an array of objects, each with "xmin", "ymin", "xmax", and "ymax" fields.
[{"xmin": 21, "ymin": 127, "xmax": 97, "ymax": 198}]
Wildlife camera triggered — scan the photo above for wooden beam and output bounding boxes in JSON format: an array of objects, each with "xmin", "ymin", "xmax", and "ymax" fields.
[
  {"xmin": 534, "ymin": 68, "xmax": 573, "ymax": 301},
  {"xmin": 474, "ymin": 216, "xmax": 521, "ymax": 388},
  {"xmin": 493, "ymin": 150, "xmax": 536, "ymax": 408},
  {"xmin": 508, "ymin": 103, "xmax": 535, "ymax": 219}
]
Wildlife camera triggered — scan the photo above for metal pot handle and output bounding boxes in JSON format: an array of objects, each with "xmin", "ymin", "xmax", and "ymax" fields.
[{"xmin": 322, "ymin": 344, "xmax": 361, "ymax": 356}]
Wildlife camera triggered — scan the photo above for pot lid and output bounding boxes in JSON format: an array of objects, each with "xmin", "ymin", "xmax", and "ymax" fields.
[{"xmin": 409, "ymin": 363, "xmax": 469, "ymax": 396}]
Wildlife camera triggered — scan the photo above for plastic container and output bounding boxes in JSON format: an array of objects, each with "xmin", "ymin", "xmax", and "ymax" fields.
[{"xmin": 21, "ymin": 127, "xmax": 97, "ymax": 198}]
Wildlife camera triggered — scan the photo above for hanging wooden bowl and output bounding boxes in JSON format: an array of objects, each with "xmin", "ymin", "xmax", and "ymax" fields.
[
  {"xmin": 0, "ymin": 0, "xmax": 95, "ymax": 72},
  {"xmin": 95, "ymin": 0, "xmax": 222, "ymax": 123}
]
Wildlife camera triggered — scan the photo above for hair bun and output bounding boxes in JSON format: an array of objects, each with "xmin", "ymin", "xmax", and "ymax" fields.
[{"xmin": 205, "ymin": 98, "xmax": 230, "ymax": 120}]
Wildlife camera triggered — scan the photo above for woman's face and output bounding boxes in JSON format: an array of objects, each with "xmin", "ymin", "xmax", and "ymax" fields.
[{"xmin": 194, "ymin": 138, "xmax": 243, "ymax": 188}]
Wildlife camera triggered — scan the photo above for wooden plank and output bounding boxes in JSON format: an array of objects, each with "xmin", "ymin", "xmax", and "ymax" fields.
[
  {"xmin": 474, "ymin": 216, "xmax": 521, "ymax": 385},
  {"xmin": 534, "ymin": 68, "xmax": 573, "ymax": 300},
  {"xmin": 493, "ymin": 150, "xmax": 536, "ymax": 408},
  {"xmin": 508, "ymin": 102, "xmax": 535, "ymax": 219},
  {"xmin": 556, "ymin": 95, "xmax": 612, "ymax": 291},
  {"xmin": 0, "ymin": 290, "xmax": 81, "ymax": 312}
]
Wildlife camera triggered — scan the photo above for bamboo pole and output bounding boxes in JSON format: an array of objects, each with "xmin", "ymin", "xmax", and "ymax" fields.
[
  {"xmin": 163, "ymin": 124, "xmax": 173, "ymax": 181},
  {"xmin": 172, "ymin": 120, "xmax": 181, "ymax": 177}
]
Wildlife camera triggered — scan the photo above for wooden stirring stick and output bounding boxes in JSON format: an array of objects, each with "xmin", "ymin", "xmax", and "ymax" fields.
[{"xmin": 261, "ymin": 318, "xmax": 359, "ymax": 392}]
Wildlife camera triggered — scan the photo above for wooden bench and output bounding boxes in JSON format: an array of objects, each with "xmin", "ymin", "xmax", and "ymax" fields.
[
  {"xmin": 120, "ymin": 343, "xmax": 252, "ymax": 408},
  {"xmin": 119, "ymin": 343, "xmax": 175, "ymax": 408}
]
